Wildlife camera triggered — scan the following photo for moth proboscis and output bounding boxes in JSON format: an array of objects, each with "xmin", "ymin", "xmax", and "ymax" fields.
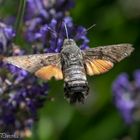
[{"xmin": 3, "ymin": 39, "xmax": 134, "ymax": 104}]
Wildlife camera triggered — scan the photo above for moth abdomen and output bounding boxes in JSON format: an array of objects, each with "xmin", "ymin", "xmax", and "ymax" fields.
[
  {"xmin": 64, "ymin": 65, "xmax": 89, "ymax": 104},
  {"xmin": 64, "ymin": 81, "xmax": 89, "ymax": 104}
]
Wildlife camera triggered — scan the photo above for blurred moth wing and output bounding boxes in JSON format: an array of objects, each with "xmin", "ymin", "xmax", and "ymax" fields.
[
  {"xmin": 3, "ymin": 53, "xmax": 63, "ymax": 80},
  {"xmin": 3, "ymin": 43, "xmax": 134, "ymax": 80},
  {"xmin": 35, "ymin": 65, "xmax": 63, "ymax": 80},
  {"xmin": 83, "ymin": 43, "xmax": 134, "ymax": 76}
]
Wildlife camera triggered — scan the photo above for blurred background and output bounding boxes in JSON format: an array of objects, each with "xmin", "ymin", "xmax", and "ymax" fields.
[{"xmin": 0, "ymin": 0, "xmax": 140, "ymax": 140}]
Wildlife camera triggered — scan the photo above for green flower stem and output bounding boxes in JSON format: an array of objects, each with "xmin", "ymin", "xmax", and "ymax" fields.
[{"xmin": 15, "ymin": 0, "xmax": 26, "ymax": 43}]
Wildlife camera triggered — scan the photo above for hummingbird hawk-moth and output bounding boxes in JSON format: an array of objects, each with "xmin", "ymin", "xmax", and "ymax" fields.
[{"xmin": 3, "ymin": 39, "xmax": 134, "ymax": 103}]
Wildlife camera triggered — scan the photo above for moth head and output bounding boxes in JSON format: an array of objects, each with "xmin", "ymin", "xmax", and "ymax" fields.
[{"xmin": 62, "ymin": 39, "xmax": 77, "ymax": 48}]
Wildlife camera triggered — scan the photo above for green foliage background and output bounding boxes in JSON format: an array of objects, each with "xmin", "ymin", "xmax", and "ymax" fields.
[{"xmin": 1, "ymin": 0, "xmax": 140, "ymax": 140}]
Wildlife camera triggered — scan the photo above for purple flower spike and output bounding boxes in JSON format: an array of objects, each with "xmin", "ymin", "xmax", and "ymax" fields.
[
  {"xmin": 0, "ymin": 22, "xmax": 49, "ymax": 137},
  {"xmin": 112, "ymin": 71, "xmax": 140, "ymax": 124},
  {"xmin": 24, "ymin": 0, "xmax": 89, "ymax": 52},
  {"xmin": 0, "ymin": 22, "xmax": 15, "ymax": 54},
  {"xmin": 28, "ymin": 16, "xmax": 89, "ymax": 53},
  {"xmin": 26, "ymin": 0, "xmax": 48, "ymax": 20},
  {"xmin": 4, "ymin": 27, "xmax": 15, "ymax": 39},
  {"xmin": 112, "ymin": 73, "xmax": 135, "ymax": 124}
]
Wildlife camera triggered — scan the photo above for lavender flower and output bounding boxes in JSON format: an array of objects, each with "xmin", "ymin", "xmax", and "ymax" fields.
[
  {"xmin": 24, "ymin": 0, "xmax": 89, "ymax": 51},
  {"xmin": 112, "ymin": 70, "xmax": 140, "ymax": 124},
  {"xmin": 25, "ymin": 0, "xmax": 74, "ymax": 20},
  {"xmin": 31, "ymin": 16, "xmax": 89, "ymax": 53},
  {"xmin": 0, "ymin": 22, "xmax": 15, "ymax": 55},
  {"xmin": 25, "ymin": 16, "xmax": 89, "ymax": 52},
  {"xmin": 0, "ymin": 22, "xmax": 49, "ymax": 137},
  {"xmin": 25, "ymin": 0, "xmax": 74, "ymax": 39}
]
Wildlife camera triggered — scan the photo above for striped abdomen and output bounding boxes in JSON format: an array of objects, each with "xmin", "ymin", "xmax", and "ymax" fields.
[{"xmin": 62, "ymin": 56, "xmax": 89, "ymax": 104}]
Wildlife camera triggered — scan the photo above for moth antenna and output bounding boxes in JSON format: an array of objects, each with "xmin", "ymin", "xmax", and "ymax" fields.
[
  {"xmin": 86, "ymin": 24, "xmax": 96, "ymax": 32},
  {"xmin": 64, "ymin": 22, "xmax": 69, "ymax": 39},
  {"xmin": 80, "ymin": 24, "xmax": 96, "ymax": 35}
]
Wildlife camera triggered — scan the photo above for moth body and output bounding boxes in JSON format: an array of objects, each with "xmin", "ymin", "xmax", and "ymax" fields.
[{"xmin": 61, "ymin": 39, "xmax": 89, "ymax": 103}]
